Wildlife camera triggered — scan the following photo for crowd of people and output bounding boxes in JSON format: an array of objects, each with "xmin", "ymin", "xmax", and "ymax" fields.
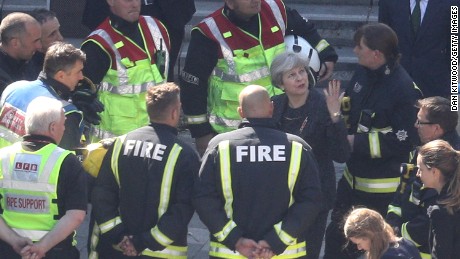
[{"xmin": 0, "ymin": 0, "xmax": 458, "ymax": 258}]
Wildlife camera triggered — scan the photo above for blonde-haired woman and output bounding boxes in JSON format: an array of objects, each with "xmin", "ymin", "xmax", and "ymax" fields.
[
  {"xmin": 344, "ymin": 208, "xmax": 421, "ymax": 259},
  {"xmin": 417, "ymin": 139, "xmax": 460, "ymax": 258}
]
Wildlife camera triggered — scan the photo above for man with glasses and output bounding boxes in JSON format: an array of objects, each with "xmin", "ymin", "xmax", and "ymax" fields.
[{"xmin": 387, "ymin": 96, "xmax": 460, "ymax": 258}]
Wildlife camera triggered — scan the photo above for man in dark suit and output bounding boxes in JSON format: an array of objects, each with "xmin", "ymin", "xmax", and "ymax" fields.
[
  {"xmin": 379, "ymin": 0, "xmax": 459, "ymax": 98},
  {"xmin": 82, "ymin": 0, "xmax": 195, "ymax": 82}
]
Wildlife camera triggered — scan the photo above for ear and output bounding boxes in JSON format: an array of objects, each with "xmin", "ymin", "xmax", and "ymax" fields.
[
  {"xmin": 237, "ymin": 106, "xmax": 244, "ymax": 119},
  {"xmin": 225, "ymin": 0, "xmax": 235, "ymax": 10},
  {"xmin": 53, "ymin": 70, "xmax": 66, "ymax": 82},
  {"xmin": 107, "ymin": 0, "xmax": 115, "ymax": 7}
]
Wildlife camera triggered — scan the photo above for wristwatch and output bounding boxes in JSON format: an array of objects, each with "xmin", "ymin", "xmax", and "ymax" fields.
[{"xmin": 332, "ymin": 111, "xmax": 342, "ymax": 117}]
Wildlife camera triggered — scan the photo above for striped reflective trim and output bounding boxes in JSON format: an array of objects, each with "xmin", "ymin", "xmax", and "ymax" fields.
[
  {"xmin": 144, "ymin": 16, "xmax": 170, "ymax": 75},
  {"xmin": 89, "ymin": 223, "xmax": 100, "ymax": 259},
  {"xmin": 158, "ymin": 144, "xmax": 182, "ymax": 217},
  {"xmin": 0, "ymin": 127, "xmax": 21, "ymax": 143},
  {"xmin": 111, "ymin": 135, "xmax": 127, "ymax": 186},
  {"xmin": 287, "ymin": 141, "xmax": 302, "ymax": 206},
  {"xmin": 89, "ymin": 29, "xmax": 127, "ymax": 85},
  {"xmin": 409, "ymin": 189, "xmax": 421, "ymax": 205},
  {"xmin": 209, "ymin": 114, "xmax": 241, "ymax": 130},
  {"xmin": 99, "ymin": 81, "xmax": 158, "ymax": 95},
  {"xmin": 265, "ymin": 0, "xmax": 286, "ymax": 35},
  {"xmin": 91, "ymin": 127, "xmax": 118, "ymax": 141},
  {"xmin": 387, "ymin": 204, "xmax": 402, "ymax": 217},
  {"xmin": 368, "ymin": 132, "xmax": 381, "ymax": 158},
  {"xmin": 213, "ymin": 220, "xmax": 237, "ymax": 242},
  {"xmin": 1, "ymin": 144, "xmax": 65, "ymax": 192},
  {"xmin": 218, "ymin": 141, "xmax": 233, "ymax": 218},
  {"xmin": 210, "ymin": 241, "xmax": 306, "ymax": 258},
  {"xmin": 315, "ymin": 39, "xmax": 330, "ymax": 53},
  {"xmin": 12, "ymin": 228, "xmax": 48, "ymax": 241},
  {"xmin": 211, "ymin": 66, "xmax": 270, "ymax": 83},
  {"xmin": 186, "ymin": 114, "xmax": 207, "ymax": 124},
  {"xmin": 99, "ymin": 216, "xmax": 122, "ymax": 234},
  {"xmin": 142, "ymin": 245, "xmax": 187, "ymax": 258},
  {"xmin": 420, "ymin": 252, "xmax": 431, "ymax": 259},
  {"xmin": 274, "ymin": 222, "xmax": 296, "ymax": 246},
  {"xmin": 344, "ymin": 168, "xmax": 400, "ymax": 193},
  {"xmin": 151, "ymin": 226, "xmax": 173, "ymax": 247},
  {"xmin": 203, "ymin": 17, "xmax": 236, "ymax": 74},
  {"xmin": 371, "ymin": 126, "xmax": 393, "ymax": 134},
  {"xmin": 401, "ymin": 222, "xmax": 421, "ymax": 247}
]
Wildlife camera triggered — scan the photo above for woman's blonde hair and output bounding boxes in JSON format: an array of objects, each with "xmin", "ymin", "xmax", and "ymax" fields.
[{"xmin": 344, "ymin": 208, "xmax": 398, "ymax": 259}]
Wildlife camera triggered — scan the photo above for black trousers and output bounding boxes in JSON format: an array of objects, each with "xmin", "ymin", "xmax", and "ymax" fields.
[{"xmin": 0, "ymin": 241, "xmax": 79, "ymax": 259}]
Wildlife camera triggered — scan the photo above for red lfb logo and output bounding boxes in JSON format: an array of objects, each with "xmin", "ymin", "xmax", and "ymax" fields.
[
  {"xmin": 15, "ymin": 162, "xmax": 38, "ymax": 172},
  {"xmin": 0, "ymin": 104, "xmax": 26, "ymax": 136}
]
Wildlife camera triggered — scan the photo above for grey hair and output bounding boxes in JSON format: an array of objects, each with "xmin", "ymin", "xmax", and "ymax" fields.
[
  {"xmin": 25, "ymin": 97, "xmax": 63, "ymax": 135},
  {"xmin": 0, "ymin": 12, "xmax": 38, "ymax": 45},
  {"xmin": 270, "ymin": 51, "xmax": 309, "ymax": 88}
]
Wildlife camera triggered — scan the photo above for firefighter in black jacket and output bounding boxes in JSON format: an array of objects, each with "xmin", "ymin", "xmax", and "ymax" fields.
[
  {"xmin": 386, "ymin": 96, "xmax": 460, "ymax": 258},
  {"xmin": 90, "ymin": 83, "xmax": 200, "ymax": 258},
  {"xmin": 323, "ymin": 23, "xmax": 422, "ymax": 259},
  {"xmin": 193, "ymin": 85, "xmax": 322, "ymax": 258}
]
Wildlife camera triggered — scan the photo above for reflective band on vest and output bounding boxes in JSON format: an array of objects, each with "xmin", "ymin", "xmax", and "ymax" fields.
[
  {"xmin": 0, "ymin": 143, "xmax": 70, "ymax": 241},
  {"xmin": 368, "ymin": 132, "xmax": 381, "ymax": 158},
  {"xmin": 218, "ymin": 141, "xmax": 233, "ymax": 218},
  {"xmin": 287, "ymin": 141, "xmax": 302, "ymax": 206},
  {"xmin": 186, "ymin": 114, "xmax": 207, "ymax": 124},
  {"xmin": 210, "ymin": 241, "xmax": 306, "ymax": 258},
  {"xmin": 209, "ymin": 115, "xmax": 242, "ymax": 131},
  {"xmin": 265, "ymin": 0, "xmax": 286, "ymax": 35},
  {"xmin": 387, "ymin": 204, "xmax": 402, "ymax": 217},
  {"xmin": 344, "ymin": 167, "xmax": 400, "ymax": 193},
  {"xmin": 274, "ymin": 222, "xmax": 296, "ymax": 246}
]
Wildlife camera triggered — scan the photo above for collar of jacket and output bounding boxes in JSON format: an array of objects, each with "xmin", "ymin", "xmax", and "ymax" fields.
[
  {"xmin": 442, "ymin": 130, "xmax": 460, "ymax": 150},
  {"xmin": 149, "ymin": 122, "xmax": 179, "ymax": 136},
  {"xmin": 0, "ymin": 48, "xmax": 27, "ymax": 71},
  {"xmin": 38, "ymin": 71, "xmax": 72, "ymax": 100},
  {"xmin": 108, "ymin": 13, "xmax": 139, "ymax": 33},
  {"xmin": 239, "ymin": 118, "xmax": 278, "ymax": 129},
  {"xmin": 22, "ymin": 134, "xmax": 57, "ymax": 151}
]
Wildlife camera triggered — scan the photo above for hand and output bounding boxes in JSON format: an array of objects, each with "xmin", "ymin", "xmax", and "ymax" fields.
[
  {"xmin": 318, "ymin": 61, "xmax": 335, "ymax": 82},
  {"xmin": 347, "ymin": 135, "xmax": 355, "ymax": 152},
  {"xmin": 235, "ymin": 237, "xmax": 261, "ymax": 259},
  {"xmin": 10, "ymin": 235, "xmax": 32, "ymax": 255},
  {"xmin": 72, "ymin": 90, "xmax": 104, "ymax": 125},
  {"xmin": 195, "ymin": 133, "xmax": 215, "ymax": 157},
  {"xmin": 20, "ymin": 243, "xmax": 47, "ymax": 259},
  {"xmin": 118, "ymin": 235, "xmax": 139, "ymax": 256},
  {"xmin": 256, "ymin": 240, "xmax": 275, "ymax": 259},
  {"xmin": 324, "ymin": 79, "xmax": 345, "ymax": 123}
]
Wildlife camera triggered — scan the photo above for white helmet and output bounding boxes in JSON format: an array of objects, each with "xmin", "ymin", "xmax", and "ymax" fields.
[{"xmin": 284, "ymin": 35, "xmax": 321, "ymax": 87}]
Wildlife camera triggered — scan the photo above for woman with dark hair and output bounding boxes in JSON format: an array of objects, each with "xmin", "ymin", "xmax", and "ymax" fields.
[
  {"xmin": 270, "ymin": 51, "xmax": 350, "ymax": 259},
  {"xmin": 344, "ymin": 208, "xmax": 421, "ymax": 259},
  {"xmin": 324, "ymin": 23, "xmax": 422, "ymax": 258},
  {"xmin": 417, "ymin": 139, "xmax": 460, "ymax": 258}
]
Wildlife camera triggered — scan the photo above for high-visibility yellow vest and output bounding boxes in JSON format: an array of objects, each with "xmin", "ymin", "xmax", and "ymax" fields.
[
  {"xmin": 83, "ymin": 16, "xmax": 170, "ymax": 140},
  {"xmin": 193, "ymin": 0, "xmax": 286, "ymax": 133},
  {"xmin": 0, "ymin": 142, "xmax": 71, "ymax": 241}
]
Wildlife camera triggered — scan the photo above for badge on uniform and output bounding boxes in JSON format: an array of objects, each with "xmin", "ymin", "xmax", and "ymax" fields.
[
  {"xmin": 12, "ymin": 153, "xmax": 42, "ymax": 182},
  {"xmin": 353, "ymin": 82, "xmax": 363, "ymax": 93},
  {"xmin": 395, "ymin": 130, "xmax": 408, "ymax": 141}
]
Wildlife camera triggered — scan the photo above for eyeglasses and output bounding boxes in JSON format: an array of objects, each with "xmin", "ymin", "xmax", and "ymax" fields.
[{"xmin": 415, "ymin": 119, "xmax": 435, "ymax": 127}]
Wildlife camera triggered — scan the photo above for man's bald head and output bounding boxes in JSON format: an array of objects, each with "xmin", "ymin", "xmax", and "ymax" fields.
[
  {"xmin": 238, "ymin": 85, "xmax": 273, "ymax": 119},
  {"xmin": 0, "ymin": 12, "xmax": 40, "ymax": 45}
]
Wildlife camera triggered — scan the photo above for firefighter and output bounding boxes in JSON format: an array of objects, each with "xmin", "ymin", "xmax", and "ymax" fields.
[
  {"xmin": 180, "ymin": 0, "xmax": 338, "ymax": 155},
  {"xmin": 386, "ymin": 96, "xmax": 460, "ymax": 258},
  {"xmin": 323, "ymin": 23, "xmax": 422, "ymax": 259},
  {"xmin": 90, "ymin": 83, "xmax": 200, "ymax": 258},
  {"xmin": 81, "ymin": 0, "xmax": 170, "ymax": 140},
  {"xmin": 193, "ymin": 84, "xmax": 322, "ymax": 258}
]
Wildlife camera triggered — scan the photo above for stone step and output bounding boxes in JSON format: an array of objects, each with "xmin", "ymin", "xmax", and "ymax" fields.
[
  {"xmin": 187, "ymin": 2, "xmax": 379, "ymax": 47},
  {"xmin": 2, "ymin": 0, "xmax": 48, "ymax": 12}
]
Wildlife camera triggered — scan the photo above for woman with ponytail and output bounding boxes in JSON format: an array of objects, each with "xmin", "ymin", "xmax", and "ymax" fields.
[
  {"xmin": 344, "ymin": 208, "xmax": 421, "ymax": 259},
  {"xmin": 417, "ymin": 139, "xmax": 460, "ymax": 258}
]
